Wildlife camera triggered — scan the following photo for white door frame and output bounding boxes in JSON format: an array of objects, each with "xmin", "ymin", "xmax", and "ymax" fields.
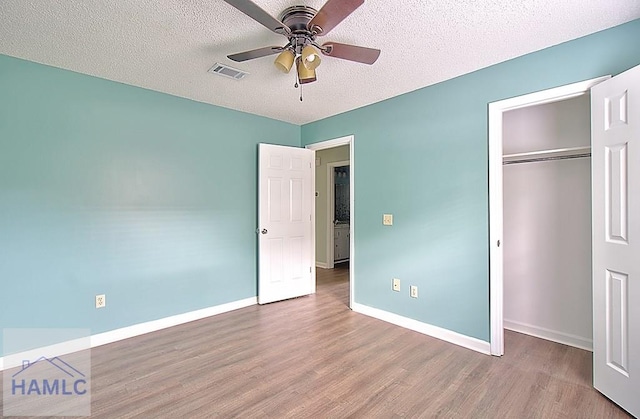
[
  {"xmin": 327, "ymin": 160, "xmax": 350, "ymax": 268},
  {"xmin": 488, "ymin": 76, "xmax": 609, "ymax": 356},
  {"xmin": 306, "ymin": 135, "xmax": 355, "ymax": 309}
]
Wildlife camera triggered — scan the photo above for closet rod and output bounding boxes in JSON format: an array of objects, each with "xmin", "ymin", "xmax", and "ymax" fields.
[{"xmin": 503, "ymin": 152, "xmax": 591, "ymax": 165}]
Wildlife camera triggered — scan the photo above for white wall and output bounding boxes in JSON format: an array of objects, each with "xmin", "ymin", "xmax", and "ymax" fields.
[{"xmin": 502, "ymin": 95, "xmax": 593, "ymax": 350}]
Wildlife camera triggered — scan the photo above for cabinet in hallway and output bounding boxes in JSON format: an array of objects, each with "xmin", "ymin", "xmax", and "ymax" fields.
[{"xmin": 334, "ymin": 224, "xmax": 349, "ymax": 262}]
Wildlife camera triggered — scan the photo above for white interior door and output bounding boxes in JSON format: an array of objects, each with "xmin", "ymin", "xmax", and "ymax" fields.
[
  {"xmin": 591, "ymin": 63, "xmax": 640, "ymax": 418},
  {"xmin": 258, "ymin": 143, "xmax": 314, "ymax": 304}
]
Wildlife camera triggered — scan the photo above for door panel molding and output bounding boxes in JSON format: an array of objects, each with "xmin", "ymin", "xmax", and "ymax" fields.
[
  {"xmin": 591, "ymin": 64, "xmax": 640, "ymax": 417},
  {"xmin": 258, "ymin": 143, "xmax": 314, "ymax": 304}
]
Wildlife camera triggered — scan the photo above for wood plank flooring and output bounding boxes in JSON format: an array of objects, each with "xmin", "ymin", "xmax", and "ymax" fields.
[{"xmin": 2, "ymin": 263, "xmax": 632, "ymax": 418}]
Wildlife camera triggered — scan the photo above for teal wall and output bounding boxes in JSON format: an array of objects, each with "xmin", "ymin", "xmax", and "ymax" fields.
[
  {"xmin": 2, "ymin": 20, "xmax": 639, "ymax": 355},
  {"xmin": 301, "ymin": 19, "xmax": 640, "ymax": 341},
  {"xmin": 0, "ymin": 55, "xmax": 299, "ymax": 355}
]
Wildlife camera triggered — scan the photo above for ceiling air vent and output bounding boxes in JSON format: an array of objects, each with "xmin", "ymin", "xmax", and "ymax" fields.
[{"xmin": 208, "ymin": 63, "xmax": 248, "ymax": 80}]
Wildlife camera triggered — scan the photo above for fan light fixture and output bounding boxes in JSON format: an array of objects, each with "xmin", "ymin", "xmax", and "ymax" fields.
[
  {"xmin": 224, "ymin": 0, "xmax": 381, "ymax": 101},
  {"xmin": 274, "ymin": 44, "xmax": 321, "ymax": 79},
  {"xmin": 274, "ymin": 49, "xmax": 295, "ymax": 73},
  {"xmin": 297, "ymin": 58, "xmax": 317, "ymax": 84},
  {"xmin": 301, "ymin": 45, "xmax": 321, "ymax": 70}
]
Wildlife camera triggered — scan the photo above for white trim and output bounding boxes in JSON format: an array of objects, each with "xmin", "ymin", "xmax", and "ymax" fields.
[
  {"xmin": 306, "ymin": 136, "xmax": 351, "ymax": 150},
  {"xmin": 315, "ymin": 261, "xmax": 330, "ymax": 269},
  {"xmin": 504, "ymin": 319, "xmax": 593, "ymax": 352},
  {"xmin": 0, "ymin": 297, "xmax": 257, "ymax": 371},
  {"xmin": 306, "ymin": 135, "xmax": 355, "ymax": 309},
  {"xmin": 90, "ymin": 297, "xmax": 256, "ymax": 348},
  {"xmin": 0, "ymin": 337, "xmax": 89, "ymax": 371},
  {"xmin": 352, "ymin": 303, "xmax": 491, "ymax": 355},
  {"xmin": 488, "ymin": 76, "xmax": 609, "ymax": 356}
]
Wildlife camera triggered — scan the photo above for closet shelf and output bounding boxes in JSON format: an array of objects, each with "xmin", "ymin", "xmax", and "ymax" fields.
[{"xmin": 503, "ymin": 146, "xmax": 591, "ymax": 164}]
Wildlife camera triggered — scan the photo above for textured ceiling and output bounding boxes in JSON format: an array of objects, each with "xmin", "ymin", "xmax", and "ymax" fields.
[{"xmin": 1, "ymin": 1, "xmax": 639, "ymax": 125}]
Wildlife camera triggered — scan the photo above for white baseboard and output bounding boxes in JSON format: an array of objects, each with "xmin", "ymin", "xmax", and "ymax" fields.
[
  {"xmin": 352, "ymin": 303, "xmax": 490, "ymax": 355},
  {"xmin": 504, "ymin": 319, "xmax": 592, "ymax": 351},
  {"xmin": 315, "ymin": 261, "xmax": 330, "ymax": 269},
  {"xmin": 0, "ymin": 337, "xmax": 90, "ymax": 372},
  {"xmin": 0, "ymin": 297, "xmax": 257, "ymax": 371},
  {"xmin": 90, "ymin": 297, "xmax": 256, "ymax": 348}
]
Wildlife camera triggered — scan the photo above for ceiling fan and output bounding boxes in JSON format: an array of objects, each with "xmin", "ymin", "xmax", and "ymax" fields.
[{"xmin": 221, "ymin": 0, "xmax": 380, "ymax": 91}]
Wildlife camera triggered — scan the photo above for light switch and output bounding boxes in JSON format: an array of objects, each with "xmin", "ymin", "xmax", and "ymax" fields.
[{"xmin": 383, "ymin": 214, "xmax": 393, "ymax": 226}]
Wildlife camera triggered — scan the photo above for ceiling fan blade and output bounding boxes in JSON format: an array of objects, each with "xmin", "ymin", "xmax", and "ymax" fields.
[
  {"xmin": 321, "ymin": 42, "xmax": 380, "ymax": 64},
  {"xmin": 308, "ymin": 0, "xmax": 364, "ymax": 36},
  {"xmin": 221, "ymin": 0, "xmax": 290, "ymax": 35},
  {"xmin": 228, "ymin": 46, "xmax": 283, "ymax": 62}
]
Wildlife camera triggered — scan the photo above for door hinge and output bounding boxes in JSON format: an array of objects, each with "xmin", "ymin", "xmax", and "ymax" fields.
[{"xmin": 310, "ymin": 266, "xmax": 312, "ymax": 273}]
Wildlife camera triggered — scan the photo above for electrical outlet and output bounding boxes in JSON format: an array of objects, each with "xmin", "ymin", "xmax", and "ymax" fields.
[
  {"xmin": 410, "ymin": 286, "xmax": 418, "ymax": 298},
  {"xmin": 383, "ymin": 214, "xmax": 393, "ymax": 226},
  {"xmin": 392, "ymin": 278, "xmax": 401, "ymax": 292},
  {"xmin": 95, "ymin": 294, "xmax": 106, "ymax": 309}
]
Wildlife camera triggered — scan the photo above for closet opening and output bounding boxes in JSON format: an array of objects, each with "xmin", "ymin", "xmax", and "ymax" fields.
[
  {"xmin": 502, "ymin": 94, "xmax": 593, "ymax": 352},
  {"xmin": 488, "ymin": 76, "xmax": 610, "ymax": 356}
]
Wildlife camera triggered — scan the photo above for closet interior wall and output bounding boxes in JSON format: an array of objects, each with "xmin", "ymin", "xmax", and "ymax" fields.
[{"xmin": 502, "ymin": 94, "xmax": 593, "ymax": 350}]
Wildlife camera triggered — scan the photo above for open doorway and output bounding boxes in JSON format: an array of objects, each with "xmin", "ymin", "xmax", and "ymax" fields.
[
  {"xmin": 306, "ymin": 135, "xmax": 354, "ymax": 308},
  {"xmin": 327, "ymin": 161, "xmax": 350, "ymax": 267}
]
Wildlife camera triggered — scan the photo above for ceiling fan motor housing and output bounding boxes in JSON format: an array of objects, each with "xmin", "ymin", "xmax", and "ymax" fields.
[
  {"xmin": 279, "ymin": 6, "xmax": 317, "ymax": 33},
  {"xmin": 278, "ymin": 6, "xmax": 320, "ymax": 54}
]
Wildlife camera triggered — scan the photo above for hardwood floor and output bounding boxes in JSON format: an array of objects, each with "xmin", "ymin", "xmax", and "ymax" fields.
[{"xmin": 2, "ymin": 264, "xmax": 631, "ymax": 418}]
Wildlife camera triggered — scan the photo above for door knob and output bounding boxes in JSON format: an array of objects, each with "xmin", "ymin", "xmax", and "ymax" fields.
[{"xmin": 261, "ymin": 229, "xmax": 268, "ymax": 234}]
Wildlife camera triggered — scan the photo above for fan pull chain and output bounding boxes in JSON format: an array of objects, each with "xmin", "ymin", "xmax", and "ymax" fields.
[{"xmin": 294, "ymin": 64, "xmax": 302, "ymax": 101}]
